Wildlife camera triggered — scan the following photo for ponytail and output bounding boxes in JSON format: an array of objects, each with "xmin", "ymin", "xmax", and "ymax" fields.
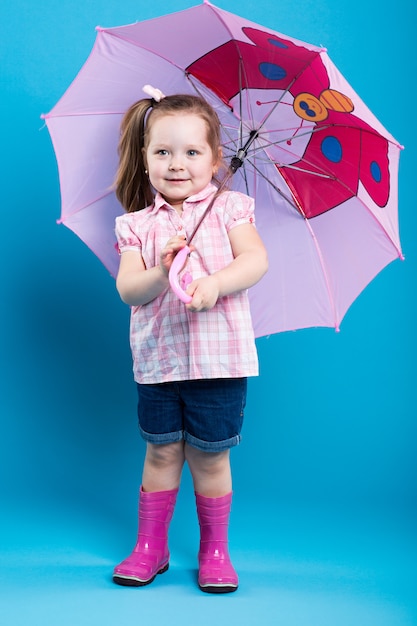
[{"xmin": 115, "ymin": 99, "xmax": 154, "ymax": 213}]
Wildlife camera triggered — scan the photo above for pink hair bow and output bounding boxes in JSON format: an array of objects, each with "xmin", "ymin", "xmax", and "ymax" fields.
[{"xmin": 142, "ymin": 84, "xmax": 166, "ymax": 102}]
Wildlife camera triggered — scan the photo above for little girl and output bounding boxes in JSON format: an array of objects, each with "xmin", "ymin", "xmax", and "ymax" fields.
[{"xmin": 112, "ymin": 86, "xmax": 268, "ymax": 593}]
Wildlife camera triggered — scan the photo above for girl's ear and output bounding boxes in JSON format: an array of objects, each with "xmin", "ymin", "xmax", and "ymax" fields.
[{"xmin": 213, "ymin": 147, "xmax": 223, "ymax": 173}]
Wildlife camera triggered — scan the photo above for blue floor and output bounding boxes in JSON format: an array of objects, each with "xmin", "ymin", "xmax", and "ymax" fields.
[{"xmin": 2, "ymin": 489, "xmax": 416, "ymax": 626}]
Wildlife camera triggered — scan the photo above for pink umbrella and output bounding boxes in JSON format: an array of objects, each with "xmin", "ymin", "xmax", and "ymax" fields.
[{"xmin": 41, "ymin": 1, "xmax": 403, "ymax": 336}]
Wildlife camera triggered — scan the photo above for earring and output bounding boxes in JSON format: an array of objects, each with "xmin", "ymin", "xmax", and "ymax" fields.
[{"xmin": 145, "ymin": 169, "xmax": 148, "ymax": 175}]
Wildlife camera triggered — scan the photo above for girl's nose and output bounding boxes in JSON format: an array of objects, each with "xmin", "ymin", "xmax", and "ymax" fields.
[{"xmin": 168, "ymin": 156, "xmax": 184, "ymax": 171}]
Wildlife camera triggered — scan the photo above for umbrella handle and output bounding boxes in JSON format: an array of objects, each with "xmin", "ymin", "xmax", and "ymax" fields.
[{"xmin": 169, "ymin": 245, "xmax": 193, "ymax": 304}]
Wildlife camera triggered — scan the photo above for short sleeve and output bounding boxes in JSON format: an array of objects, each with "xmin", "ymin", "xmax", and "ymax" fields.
[
  {"xmin": 222, "ymin": 191, "xmax": 255, "ymax": 232},
  {"xmin": 115, "ymin": 214, "xmax": 142, "ymax": 253}
]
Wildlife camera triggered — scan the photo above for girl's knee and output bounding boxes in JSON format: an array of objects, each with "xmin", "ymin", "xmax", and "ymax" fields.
[
  {"xmin": 146, "ymin": 441, "xmax": 184, "ymax": 469},
  {"xmin": 185, "ymin": 445, "xmax": 232, "ymax": 496},
  {"xmin": 186, "ymin": 445, "xmax": 230, "ymax": 471}
]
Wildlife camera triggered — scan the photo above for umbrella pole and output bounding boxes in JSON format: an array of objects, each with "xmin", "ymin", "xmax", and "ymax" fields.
[
  {"xmin": 187, "ymin": 135, "xmax": 258, "ymax": 245},
  {"xmin": 230, "ymin": 130, "xmax": 259, "ymax": 173}
]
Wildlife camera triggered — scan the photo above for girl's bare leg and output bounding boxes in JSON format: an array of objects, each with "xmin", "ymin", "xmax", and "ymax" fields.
[
  {"xmin": 185, "ymin": 444, "xmax": 232, "ymax": 497},
  {"xmin": 142, "ymin": 441, "xmax": 185, "ymax": 492}
]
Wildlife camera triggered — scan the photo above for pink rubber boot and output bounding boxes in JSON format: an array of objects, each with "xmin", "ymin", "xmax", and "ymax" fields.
[
  {"xmin": 113, "ymin": 487, "xmax": 178, "ymax": 586},
  {"xmin": 196, "ymin": 492, "xmax": 239, "ymax": 593}
]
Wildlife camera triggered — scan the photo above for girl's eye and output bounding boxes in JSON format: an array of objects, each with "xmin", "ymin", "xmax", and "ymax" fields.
[
  {"xmin": 157, "ymin": 149, "xmax": 168, "ymax": 156},
  {"xmin": 187, "ymin": 150, "xmax": 199, "ymax": 156}
]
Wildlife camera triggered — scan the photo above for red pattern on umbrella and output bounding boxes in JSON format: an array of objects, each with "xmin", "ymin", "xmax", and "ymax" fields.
[{"xmin": 186, "ymin": 25, "xmax": 390, "ymax": 217}]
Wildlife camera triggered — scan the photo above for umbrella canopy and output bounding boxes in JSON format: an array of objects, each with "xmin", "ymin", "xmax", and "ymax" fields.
[{"xmin": 42, "ymin": 1, "xmax": 403, "ymax": 336}]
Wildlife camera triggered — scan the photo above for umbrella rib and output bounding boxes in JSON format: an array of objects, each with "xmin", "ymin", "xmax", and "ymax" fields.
[
  {"xmin": 101, "ymin": 28, "xmax": 186, "ymax": 72},
  {"xmin": 358, "ymin": 197, "xmax": 404, "ymax": 259},
  {"xmin": 60, "ymin": 189, "xmax": 115, "ymax": 221},
  {"xmin": 237, "ymin": 159, "xmax": 251, "ymax": 197},
  {"xmin": 245, "ymin": 123, "xmax": 329, "ymax": 164},
  {"xmin": 44, "ymin": 110, "xmax": 127, "ymax": 119},
  {"xmin": 237, "ymin": 58, "xmax": 244, "ymax": 148},
  {"xmin": 275, "ymin": 164, "xmax": 335, "ymax": 180},
  {"xmin": 303, "ymin": 218, "xmax": 341, "ymax": 331},
  {"xmin": 253, "ymin": 79, "xmax": 299, "ymax": 132},
  {"xmin": 242, "ymin": 158, "xmax": 299, "ymax": 209}
]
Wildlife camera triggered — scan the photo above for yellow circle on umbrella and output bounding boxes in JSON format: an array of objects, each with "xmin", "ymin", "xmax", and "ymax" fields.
[
  {"xmin": 293, "ymin": 93, "xmax": 329, "ymax": 121},
  {"xmin": 319, "ymin": 89, "xmax": 354, "ymax": 113}
]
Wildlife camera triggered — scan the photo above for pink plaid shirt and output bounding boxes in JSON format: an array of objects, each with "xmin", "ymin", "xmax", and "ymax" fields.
[{"xmin": 115, "ymin": 183, "xmax": 259, "ymax": 384}]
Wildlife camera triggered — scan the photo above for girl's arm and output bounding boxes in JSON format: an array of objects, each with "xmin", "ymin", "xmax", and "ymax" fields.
[
  {"xmin": 215, "ymin": 223, "xmax": 268, "ymax": 295},
  {"xmin": 116, "ymin": 235, "xmax": 188, "ymax": 306},
  {"xmin": 186, "ymin": 223, "xmax": 268, "ymax": 312}
]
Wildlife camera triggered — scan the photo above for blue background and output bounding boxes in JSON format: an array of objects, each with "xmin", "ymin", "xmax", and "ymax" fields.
[{"xmin": 1, "ymin": 1, "xmax": 415, "ymax": 624}]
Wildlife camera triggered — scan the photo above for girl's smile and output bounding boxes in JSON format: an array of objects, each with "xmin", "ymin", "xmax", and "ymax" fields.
[{"xmin": 145, "ymin": 113, "xmax": 219, "ymax": 213}]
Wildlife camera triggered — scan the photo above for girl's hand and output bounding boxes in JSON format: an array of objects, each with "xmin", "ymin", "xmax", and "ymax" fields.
[
  {"xmin": 186, "ymin": 275, "xmax": 220, "ymax": 312},
  {"xmin": 160, "ymin": 235, "xmax": 189, "ymax": 277}
]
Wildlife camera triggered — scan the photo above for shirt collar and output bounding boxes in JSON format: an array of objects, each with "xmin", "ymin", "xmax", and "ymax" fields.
[{"xmin": 151, "ymin": 183, "xmax": 218, "ymax": 213}]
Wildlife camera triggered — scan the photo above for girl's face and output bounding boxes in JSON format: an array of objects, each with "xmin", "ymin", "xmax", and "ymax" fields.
[{"xmin": 145, "ymin": 113, "xmax": 220, "ymax": 211}]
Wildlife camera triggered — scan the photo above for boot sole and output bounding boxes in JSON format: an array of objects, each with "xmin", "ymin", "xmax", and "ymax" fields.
[
  {"xmin": 199, "ymin": 583, "xmax": 238, "ymax": 594},
  {"xmin": 113, "ymin": 562, "xmax": 169, "ymax": 587}
]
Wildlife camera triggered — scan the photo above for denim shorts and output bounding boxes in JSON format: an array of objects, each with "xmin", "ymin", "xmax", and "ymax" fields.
[{"xmin": 136, "ymin": 378, "xmax": 247, "ymax": 452}]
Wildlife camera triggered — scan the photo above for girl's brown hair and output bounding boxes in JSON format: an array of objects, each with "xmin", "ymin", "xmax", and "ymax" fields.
[{"xmin": 115, "ymin": 94, "xmax": 223, "ymax": 213}]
